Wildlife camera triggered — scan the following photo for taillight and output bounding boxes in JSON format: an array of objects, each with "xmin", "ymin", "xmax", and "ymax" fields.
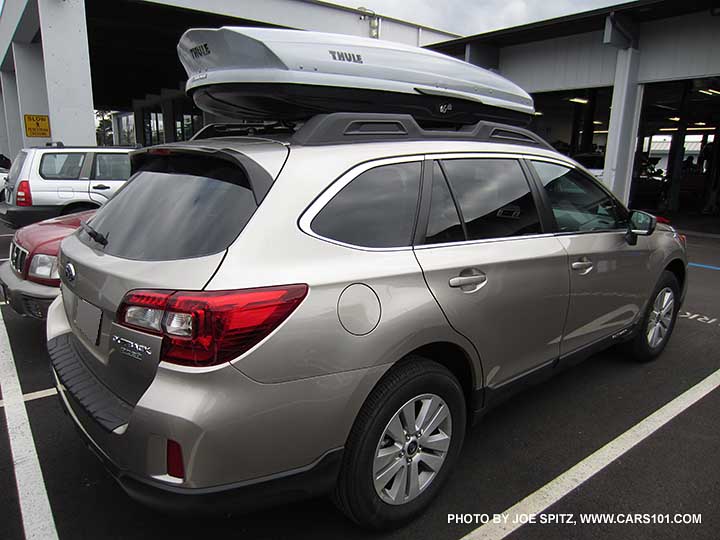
[
  {"xmin": 656, "ymin": 216, "xmax": 670, "ymax": 224},
  {"xmin": 15, "ymin": 180, "xmax": 32, "ymax": 206},
  {"xmin": 117, "ymin": 285, "xmax": 308, "ymax": 367}
]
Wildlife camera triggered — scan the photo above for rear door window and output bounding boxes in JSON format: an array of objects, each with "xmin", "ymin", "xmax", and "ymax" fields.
[
  {"xmin": 311, "ymin": 161, "xmax": 422, "ymax": 248},
  {"xmin": 79, "ymin": 153, "xmax": 258, "ymax": 260},
  {"xmin": 440, "ymin": 158, "xmax": 542, "ymax": 241},
  {"xmin": 423, "ymin": 162, "xmax": 465, "ymax": 245},
  {"xmin": 92, "ymin": 153, "xmax": 131, "ymax": 181},
  {"xmin": 40, "ymin": 152, "xmax": 86, "ymax": 179}
]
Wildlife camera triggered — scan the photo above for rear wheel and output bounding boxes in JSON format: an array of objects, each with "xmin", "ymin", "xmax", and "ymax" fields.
[
  {"xmin": 626, "ymin": 271, "xmax": 680, "ymax": 362},
  {"xmin": 334, "ymin": 358, "xmax": 466, "ymax": 529}
]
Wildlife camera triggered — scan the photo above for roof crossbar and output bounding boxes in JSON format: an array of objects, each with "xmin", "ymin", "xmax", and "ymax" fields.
[{"xmin": 290, "ymin": 113, "xmax": 554, "ymax": 150}]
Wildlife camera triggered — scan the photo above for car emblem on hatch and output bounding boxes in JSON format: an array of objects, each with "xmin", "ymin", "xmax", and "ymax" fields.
[{"xmin": 64, "ymin": 262, "xmax": 76, "ymax": 284}]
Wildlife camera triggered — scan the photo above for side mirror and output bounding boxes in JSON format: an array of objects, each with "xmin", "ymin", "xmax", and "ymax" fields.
[{"xmin": 626, "ymin": 210, "xmax": 657, "ymax": 245}]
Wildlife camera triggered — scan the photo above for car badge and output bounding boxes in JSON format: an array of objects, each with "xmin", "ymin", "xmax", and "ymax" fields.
[{"xmin": 64, "ymin": 262, "xmax": 76, "ymax": 284}]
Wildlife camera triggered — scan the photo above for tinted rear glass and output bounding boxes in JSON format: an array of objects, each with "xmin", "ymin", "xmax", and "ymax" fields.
[{"xmin": 79, "ymin": 153, "xmax": 257, "ymax": 261}]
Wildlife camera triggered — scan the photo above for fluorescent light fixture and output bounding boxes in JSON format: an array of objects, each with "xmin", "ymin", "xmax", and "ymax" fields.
[
  {"xmin": 533, "ymin": 111, "xmax": 543, "ymax": 116},
  {"xmin": 708, "ymin": 89, "xmax": 720, "ymax": 95},
  {"xmin": 593, "ymin": 130, "xmax": 609, "ymax": 134},
  {"xmin": 668, "ymin": 117, "xmax": 680, "ymax": 122},
  {"xmin": 593, "ymin": 121, "xmax": 603, "ymax": 125},
  {"xmin": 699, "ymin": 90, "xmax": 714, "ymax": 95},
  {"xmin": 661, "ymin": 126, "xmax": 717, "ymax": 132},
  {"xmin": 695, "ymin": 122, "xmax": 706, "ymax": 126},
  {"xmin": 569, "ymin": 97, "xmax": 589, "ymax": 104}
]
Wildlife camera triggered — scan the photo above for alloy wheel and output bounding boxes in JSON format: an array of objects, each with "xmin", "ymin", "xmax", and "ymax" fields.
[
  {"xmin": 372, "ymin": 393, "xmax": 452, "ymax": 505},
  {"xmin": 646, "ymin": 287, "xmax": 674, "ymax": 349}
]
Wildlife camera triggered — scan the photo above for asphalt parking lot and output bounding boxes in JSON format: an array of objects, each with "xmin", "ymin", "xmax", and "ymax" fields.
[{"xmin": 1, "ymin": 224, "xmax": 719, "ymax": 540}]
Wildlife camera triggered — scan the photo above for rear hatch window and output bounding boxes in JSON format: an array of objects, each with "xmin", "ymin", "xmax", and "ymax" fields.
[
  {"xmin": 7, "ymin": 150, "xmax": 28, "ymax": 188},
  {"xmin": 79, "ymin": 152, "xmax": 257, "ymax": 260}
]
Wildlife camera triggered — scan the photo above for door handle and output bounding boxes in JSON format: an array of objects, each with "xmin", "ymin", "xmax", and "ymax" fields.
[
  {"xmin": 449, "ymin": 273, "xmax": 487, "ymax": 289},
  {"xmin": 571, "ymin": 258, "xmax": 594, "ymax": 274},
  {"xmin": 92, "ymin": 184, "xmax": 111, "ymax": 190}
]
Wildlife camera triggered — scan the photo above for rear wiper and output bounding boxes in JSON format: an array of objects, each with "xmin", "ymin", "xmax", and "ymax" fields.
[{"xmin": 80, "ymin": 221, "xmax": 108, "ymax": 247}]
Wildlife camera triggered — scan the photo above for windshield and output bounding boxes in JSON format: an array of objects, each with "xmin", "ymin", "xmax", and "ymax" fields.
[{"xmin": 78, "ymin": 153, "xmax": 258, "ymax": 261}]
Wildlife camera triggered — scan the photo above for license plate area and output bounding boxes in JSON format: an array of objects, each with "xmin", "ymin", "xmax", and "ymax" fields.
[{"xmin": 75, "ymin": 299, "xmax": 102, "ymax": 345}]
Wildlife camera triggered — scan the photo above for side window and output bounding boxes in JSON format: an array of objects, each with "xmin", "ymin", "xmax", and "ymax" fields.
[
  {"xmin": 532, "ymin": 161, "xmax": 628, "ymax": 233},
  {"xmin": 440, "ymin": 158, "xmax": 542, "ymax": 241},
  {"xmin": 93, "ymin": 154, "xmax": 131, "ymax": 181},
  {"xmin": 311, "ymin": 161, "xmax": 422, "ymax": 248},
  {"xmin": 39, "ymin": 153, "xmax": 86, "ymax": 180},
  {"xmin": 424, "ymin": 162, "xmax": 465, "ymax": 245}
]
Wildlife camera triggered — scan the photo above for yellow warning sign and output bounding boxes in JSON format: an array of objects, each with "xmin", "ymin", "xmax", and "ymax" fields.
[{"xmin": 24, "ymin": 114, "xmax": 51, "ymax": 138}]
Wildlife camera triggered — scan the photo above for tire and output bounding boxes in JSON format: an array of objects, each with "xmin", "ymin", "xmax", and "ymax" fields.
[
  {"xmin": 625, "ymin": 270, "xmax": 680, "ymax": 362},
  {"xmin": 333, "ymin": 357, "xmax": 466, "ymax": 530}
]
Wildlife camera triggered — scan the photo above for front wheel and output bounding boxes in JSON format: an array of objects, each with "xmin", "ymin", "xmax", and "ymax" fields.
[
  {"xmin": 334, "ymin": 358, "xmax": 466, "ymax": 529},
  {"xmin": 626, "ymin": 271, "xmax": 680, "ymax": 362}
]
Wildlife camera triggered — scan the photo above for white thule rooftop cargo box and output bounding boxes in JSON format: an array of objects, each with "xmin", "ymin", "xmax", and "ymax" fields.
[{"xmin": 178, "ymin": 27, "xmax": 535, "ymax": 126}]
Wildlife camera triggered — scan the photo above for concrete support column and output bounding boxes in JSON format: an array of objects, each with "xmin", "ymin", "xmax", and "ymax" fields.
[
  {"xmin": 604, "ymin": 47, "xmax": 643, "ymax": 204},
  {"xmin": 38, "ymin": 0, "xmax": 95, "ymax": 146},
  {"xmin": 161, "ymin": 99, "xmax": 176, "ymax": 144},
  {"xmin": 0, "ymin": 94, "xmax": 9, "ymax": 158},
  {"xmin": 0, "ymin": 71, "xmax": 22, "ymax": 158},
  {"xmin": 13, "ymin": 43, "xmax": 51, "ymax": 148}
]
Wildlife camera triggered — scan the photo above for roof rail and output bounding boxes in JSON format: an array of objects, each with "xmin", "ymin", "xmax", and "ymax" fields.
[{"xmin": 290, "ymin": 113, "xmax": 553, "ymax": 151}]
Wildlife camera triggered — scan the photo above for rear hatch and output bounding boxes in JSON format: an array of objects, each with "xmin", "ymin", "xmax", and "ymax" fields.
[{"xmin": 58, "ymin": 144, "xmax": 287, "ymax": 408}]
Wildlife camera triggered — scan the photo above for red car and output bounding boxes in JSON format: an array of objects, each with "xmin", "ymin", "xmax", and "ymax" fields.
[{"xmin": 0, "ymin": 210, "xmax": 95, "ymax": 318}]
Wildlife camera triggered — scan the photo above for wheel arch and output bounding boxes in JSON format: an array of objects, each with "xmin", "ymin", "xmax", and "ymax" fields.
[
  {"xmin": 60, "ymin": 201, "xmax": 100, "ymax": 215},
  {"xmin": 393, "ymin": 341, "xmax": 483, "ymax": 415},
  {"xmin": 664, "ymin": 258, "xmax": 686, "ymax": 292}
]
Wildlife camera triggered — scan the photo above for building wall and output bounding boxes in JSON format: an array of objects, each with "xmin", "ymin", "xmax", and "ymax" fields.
[
  {"xmin": 637, "ymin": 11, "xmax": 720, "ymax": 84},
  {"xmin": 144, "ymin": 0, "xmax": 455, "ymax": 46},
  {"xmin": 497, "ymin": 12, "xmax": 720, "ymax": 93},
  {"xmin": 499, "ymin": 31, "xmax": 618, "ymax": 93}
]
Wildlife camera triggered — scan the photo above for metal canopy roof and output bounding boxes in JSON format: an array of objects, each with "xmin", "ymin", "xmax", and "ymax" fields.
[{"xmin": 429, "ymin": 0, "xmax": 719, "ymax": 52}]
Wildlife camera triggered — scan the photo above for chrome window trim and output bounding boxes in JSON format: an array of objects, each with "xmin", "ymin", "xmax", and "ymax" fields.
[
  {"xmin": 298, "ymin": 154, "xmax": 425, "ymax": 252},
  {"xmin": 415, "ymin": 232, "xmax": 557, "ymax": 251}
]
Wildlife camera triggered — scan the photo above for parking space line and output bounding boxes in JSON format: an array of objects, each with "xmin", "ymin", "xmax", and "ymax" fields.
[
  {"xmin": 0, "ymin": 311, "xmax": 59, "ymax": 539},
  {"xmin": 461, "ymin": 367, "xmax": 720, "ymax": 540},
  {"xmin": 0, "ymin": 387, "xmax": 57, "ymax": 408},
  {"xmin": 689, "ymin": 262, "xmax": 720, "ymax": 271}
]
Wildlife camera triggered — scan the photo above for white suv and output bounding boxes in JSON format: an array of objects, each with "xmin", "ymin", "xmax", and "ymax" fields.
[{"xmin": 0, "ymin": 146, "xmax": 132, "ymax": 228}]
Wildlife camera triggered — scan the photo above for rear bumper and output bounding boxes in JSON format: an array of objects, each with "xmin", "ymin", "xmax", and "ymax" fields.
[
  {"xmin": 46, "ymin": 296, "xmax": 385, "ymax": 513},
  {"xmin": 54, "ymin": 375, "xmax": 342, "ymax": 514},
  {"xmin": 0, "ymin": 202, "xmax": 59, "ymax": 228},
  {"xmin": 0, "ymin": 262, "xmax": 58, "ymax": 318}
]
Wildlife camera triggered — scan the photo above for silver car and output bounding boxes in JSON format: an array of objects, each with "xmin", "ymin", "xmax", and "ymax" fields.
[
  {"xmin": 47, "ymin": 114, "xmax": 687, "ymax": 529},
  {"xmin": 1, "ymin": 146, "xmax": 131, "ymax": 229}
]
